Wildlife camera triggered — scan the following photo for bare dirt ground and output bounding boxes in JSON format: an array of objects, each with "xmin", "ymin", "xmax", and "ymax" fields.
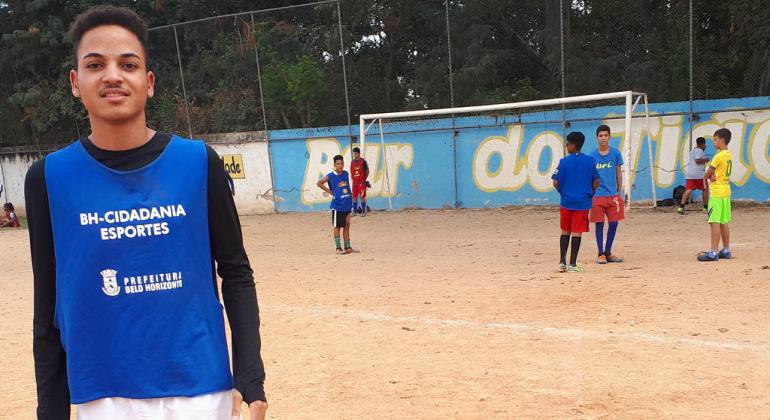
[{"xmin": 2, "ymin": 206, "xmax": 770, "ymax": 419}]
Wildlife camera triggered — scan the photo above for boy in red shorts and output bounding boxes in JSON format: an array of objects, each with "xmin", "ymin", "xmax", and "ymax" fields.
[
  {"xmin": 589, "ymin": 124, "xmax": 625, "ymax": 264},
  {"xmin": 552, "ymin": 132, "xmax": 600, "ymax": 272},
  {"xmin": 677, "ymin": 137, "xmax": 709, "ymax": 214},
  {"xmin": 350, "ymin": 147, "xmax": 370, "ymax": 216}
]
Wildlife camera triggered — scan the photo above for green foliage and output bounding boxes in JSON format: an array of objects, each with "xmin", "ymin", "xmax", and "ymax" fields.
[
  {"xmin": 261, "ymin": 55, "xmax": 326, "ymax": 128},
  {"xmin": 0, "ymin": 0, "xmax": 766, "ymax": 146}
]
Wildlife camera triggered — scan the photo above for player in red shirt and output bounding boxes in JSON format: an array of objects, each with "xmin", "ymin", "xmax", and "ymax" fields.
[{"xmin": 350, "ymin": 147, "xmax": 370, "ymax": 216}]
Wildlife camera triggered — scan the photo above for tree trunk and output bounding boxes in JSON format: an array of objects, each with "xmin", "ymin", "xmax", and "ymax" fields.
[
  {"xmin": 384, "ymin": 43, "xmax": 394, "ymax": 110},
  {"xmin": 299, "ymin": 105, "xmax": 308, "ymax": 127},
  {"xmin": 745, "ymin": 47, "xmax": 770, "ymax": 96},
  {"xmin": 280, "ymin": 109, "xmax": 292, "ymax": 129}
]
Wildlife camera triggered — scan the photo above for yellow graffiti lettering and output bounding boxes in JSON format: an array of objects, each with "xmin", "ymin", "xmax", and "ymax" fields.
[
  {"xmin": 367, "ymin": 143, "xmax": 414, "ymax": 198},
  {"xmin": 302, "ymin": 111, "xmax": 770, "ymax": 205},
  {"xmin": 747, "ymin": 116, "xmax": 770, "ymax": 183},
  {"xmin": 525, "ymin": 131, "xmax": 563, "ymax": 192},
  {"xmin": 300, "ymin": 139, "xmax": 414, "ymax": 204},
  {"xmin": 655, "ymin": 116, "xmax": 684, "ymax": 188},
  {"xmin": 301, "ymin": 138, "xmax": 343, "ymax": 205},
  {"xmin": 472, "ymin": 126, "xmax": 564, "ymax": 192},
  {"xmin": 472, "ymin": 125, "xmax": 528, "ymax": 192},
  {"xmin": 685, "ymin": 110, "xmax": 770, "ymax": 187}
]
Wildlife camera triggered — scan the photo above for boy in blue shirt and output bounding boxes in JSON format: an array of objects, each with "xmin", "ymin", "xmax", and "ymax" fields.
[
  {"xmin": 589, "ymin": 124, "xmax": 625, "ymax": 264},
  {"xmin": 317, "ymin": 155, "xmax": 357, "ymax": 254},
  {"xmin": 552, "ymin": 132, "xmax": 601, "ymax": 272}
]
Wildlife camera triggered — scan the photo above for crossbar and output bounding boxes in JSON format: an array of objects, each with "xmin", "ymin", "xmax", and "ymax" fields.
[{"xmin": 361, "ymin": 91, "xmax": 644, "ymax": 120}]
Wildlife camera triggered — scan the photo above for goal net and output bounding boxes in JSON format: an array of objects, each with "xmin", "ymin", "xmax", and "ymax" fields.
[{"xmin": 359, "ymin": 91, "xmax": 656, "ymax": 210}]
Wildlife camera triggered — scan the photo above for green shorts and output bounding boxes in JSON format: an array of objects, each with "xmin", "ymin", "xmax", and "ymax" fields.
[{"xmin": 707, "ymin": 197, "xmax": 731, "ymax": 224}]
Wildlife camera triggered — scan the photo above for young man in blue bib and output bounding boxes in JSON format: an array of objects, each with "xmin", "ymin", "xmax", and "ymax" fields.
[
  {"xmin": 24, "ymin": 6, "xmax": 266, "ymax": 420},
  {"xmin": 317, "ymin": 154, "xmax": 358, "ymax": 254}
]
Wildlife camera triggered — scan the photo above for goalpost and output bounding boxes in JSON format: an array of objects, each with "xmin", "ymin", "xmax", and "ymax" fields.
[{"xmin": 359, "ymin": 90, "xmax": 656, "ymax": 210}]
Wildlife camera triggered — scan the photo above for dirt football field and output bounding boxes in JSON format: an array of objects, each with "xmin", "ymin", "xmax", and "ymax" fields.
[{"xmin": 2, "ymin": 205, "xmax": 770, "ymax": 419}]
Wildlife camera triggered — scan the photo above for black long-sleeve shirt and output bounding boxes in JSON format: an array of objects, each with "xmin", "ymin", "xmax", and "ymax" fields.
[{"xmin": 25, "ymin": 133, "xmax": 265, "ymax": 419}]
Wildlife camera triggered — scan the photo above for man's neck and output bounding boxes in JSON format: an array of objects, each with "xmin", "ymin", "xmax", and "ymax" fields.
[
  {"xmin": 88, "ymin": 116, "xmax": 155, "ymax": 151},
  {"xmin": 598, "ymin": 145, "xmax": 610, "ymax": 154}
]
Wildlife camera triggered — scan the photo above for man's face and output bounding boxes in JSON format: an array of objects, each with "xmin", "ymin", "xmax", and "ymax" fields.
[
  {"xmin": 334, "ymin": 159, "xmax": 344, "ymax": 172},
  {"xmin": 353, "ymin": 151, "xmax": 360, "ymax": 160},
  {"xmin": 596, "ymin": 130, "xmax": 610, "ymax": 147},
  {"xmin": 70, "ymin": 25, "xmax": 154, "ymax": 125},
  {"xmin": 698, "ymin": 142, "xmax": 706, "ymax": 150}
]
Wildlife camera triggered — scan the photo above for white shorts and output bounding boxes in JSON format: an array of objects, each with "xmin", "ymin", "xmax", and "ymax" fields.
[{"xmin": 76, "ymin": 389, "xmax": 233, "ymax": 420}]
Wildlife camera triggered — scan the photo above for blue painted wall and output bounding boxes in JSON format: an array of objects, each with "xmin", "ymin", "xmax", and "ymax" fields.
[{"xmin": 269, "ymin": 96, "xmax": 770, "ymax": 212}]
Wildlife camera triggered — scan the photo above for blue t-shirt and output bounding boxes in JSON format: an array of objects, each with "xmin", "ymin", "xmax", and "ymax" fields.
[
  {"xmin": 327, "ymin": 170, "xmax": 353, "ymax": 211},
  {"xmin": 551, "ymin": 153, "xmax": 600, "ymax": 210},
  {"xmin": 590, "ymin": 147, "xmax": 624, "ymax": 197}
]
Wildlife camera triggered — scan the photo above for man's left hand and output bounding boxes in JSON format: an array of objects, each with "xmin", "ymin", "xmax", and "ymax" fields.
[{"xmin": 232, "ymin": 389, "xmax": 268, "ymax": 420}]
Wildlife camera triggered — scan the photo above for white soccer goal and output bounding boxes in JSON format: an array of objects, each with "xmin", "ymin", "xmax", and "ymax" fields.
[{"xmin": 359, "ymin": 91, "xmax": 656, "ymax": 209}]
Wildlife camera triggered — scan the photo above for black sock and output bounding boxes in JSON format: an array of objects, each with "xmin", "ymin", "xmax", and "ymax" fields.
[
  {"xmin": 569, "ymin": 236, "xmax": 582, "ymax": 265},
  {"xmin": 559, "ymin": 234, "xmax": 570, "ymax": 264}
]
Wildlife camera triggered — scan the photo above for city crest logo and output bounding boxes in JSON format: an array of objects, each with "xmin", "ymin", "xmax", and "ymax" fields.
[{"xmin": 100, "ymin": 269, "xmax": 120, "ymax": 297}]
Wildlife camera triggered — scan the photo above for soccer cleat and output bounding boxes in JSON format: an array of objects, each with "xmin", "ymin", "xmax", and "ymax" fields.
[
  {"xmin": 606, "ymin": 254, "xmax": 624, "ymax": 263},
  {"xmin": 558, "ymin": 263, "xmax": 567, "ymax": 272},
  {"xmin": 696, "ymin": 251, "xmax": 718, "ymax": 262},
  {"xmin": 567, "ymin": 265, "xmax": 584, "ymax": 273},
  {"xmin": 344, "ymin": 247, "xmax": 360, "ymax": 254},
  {"xmin": 717, "ymin": 249, "xmax": 732, "ymax": 259},
  {"xmin": 597, "ymin": 255, "xmax": 607, "ymax": 264},
  {"xmin": 336, "ymin": 248, "xmax": 346, "ymax": 255},
  {"xmin": 676, "ymin": 206, "xmax": 685, "ymax": 215}
]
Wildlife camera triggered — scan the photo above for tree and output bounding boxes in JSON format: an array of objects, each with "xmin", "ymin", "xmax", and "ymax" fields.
[{"xmin": 0, "ymin": 0, "xmax": 767, "ymax": 146}]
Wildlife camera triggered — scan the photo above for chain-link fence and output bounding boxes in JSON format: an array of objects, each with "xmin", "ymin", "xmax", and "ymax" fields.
[
  {"xmin": 692, "ymin": 0, "xmax": 770, "ymax": 102},
  {"xmin": 0, "ymin": 0, "xmax": 768, "ymax": 146},
  {"xmin": 145, "ymin": 0, "xmax": 350, "ymax": 136}
]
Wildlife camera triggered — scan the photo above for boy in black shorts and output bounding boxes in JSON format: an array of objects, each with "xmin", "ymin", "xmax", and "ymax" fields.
[{"xmin": 317, "ymin": 155, "xmax": 357, "ymax": 254}]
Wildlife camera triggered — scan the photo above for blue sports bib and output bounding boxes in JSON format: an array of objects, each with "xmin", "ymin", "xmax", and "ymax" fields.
[
  {"xmin": 327, "ymin": 170, "xmax": 353, "ymax": 211},
  {"xmin": 45, "ymin": 136, "xmax": 233, "ymax": 403}
]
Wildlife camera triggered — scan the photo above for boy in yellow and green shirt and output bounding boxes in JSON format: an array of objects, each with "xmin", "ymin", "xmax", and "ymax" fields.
[{"xmin": 697, "ymin": 128, "xmax": 733, "ymax": 262}]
